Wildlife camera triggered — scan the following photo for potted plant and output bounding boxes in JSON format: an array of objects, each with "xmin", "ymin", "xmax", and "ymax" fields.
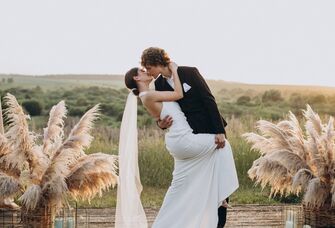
[
  {"xmin": 243, "ymin": 105, "xmax": 334, "ymax": 227},
  {"xmin": 0, "ymin": 93, "xmax": 118, "ymax": 227}
]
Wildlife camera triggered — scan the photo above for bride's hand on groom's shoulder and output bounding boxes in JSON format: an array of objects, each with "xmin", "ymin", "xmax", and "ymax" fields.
[
  {"xmin": 168, "ymin": 62, "xmax": 178, "ymax": 72},
  {"xmin": 215, "ymin": 134, "xmax": 226, "ymax": 149}
]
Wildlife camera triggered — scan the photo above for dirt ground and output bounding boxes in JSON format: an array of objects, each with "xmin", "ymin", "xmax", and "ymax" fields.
[
  {"xmin": 0, "ymin": 204, "xmax": 310, "ymax": 228},
  {"xmin": 74, "ymin": 205, "xmax": 303, "ymax": 227}
]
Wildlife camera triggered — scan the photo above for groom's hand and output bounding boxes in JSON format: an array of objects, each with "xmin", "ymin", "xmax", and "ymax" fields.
[
  {"xmin": 157, "ymin": 116, "xmax": 173, "ymax": 130},
  {"xmin": 215, "ymin": 134, "xmax": 226, "ymax": 149}
]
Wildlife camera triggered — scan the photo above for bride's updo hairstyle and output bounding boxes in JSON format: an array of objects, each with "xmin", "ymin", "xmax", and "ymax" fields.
[{"xmin": 125, "ymin": 67, "xmax": 140, "ymax": 96}]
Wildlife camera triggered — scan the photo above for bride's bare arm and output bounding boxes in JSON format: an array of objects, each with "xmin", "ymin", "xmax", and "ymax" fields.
[{"xmin": 147, "ymin": 62, "xmax": 183, "ymax": 102}]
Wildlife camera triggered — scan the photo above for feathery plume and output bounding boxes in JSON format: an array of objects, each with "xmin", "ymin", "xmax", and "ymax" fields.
[
  {"xmin": 304, "ymin": 178, "xmax": 329, "ymax": 208},
  {"xmin": 43, "ymin": 100, "xmax": 67, "ymax": 158},
  {"xmin": 245, "ymin": 105, "xmax": 334, "ymax": 208},
  {"xmin": 66, "ymin": 153, "xmax": 118, "ymax": 202},
  {"xmin": 256, "ymin": 120, "xmax": 293, "ymax": 152},
  {"xmin": 242, "ymin": 133, "xmax": 272, "ymax": 154},
  {"xmin": 19, "ymin": 184, "xmax": 42, "ymax": 211},
  {"xmin": 3, "ymin": 93, "xmax": 47, "ymax": 175},
  {"xmin": 292, "ymin": 168, "xmax": 314, "ymax": 193},
  {"xmin": 0, "ymin": 172, "xmax": 21, "ymax": 198},
  {"xmin": 267, "ymin": 149, "xmax": 307, "ymax": 173}
]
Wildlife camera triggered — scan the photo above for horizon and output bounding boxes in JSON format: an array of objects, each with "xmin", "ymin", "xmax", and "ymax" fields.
[{"xmin": 1, "ymin": 72, "xmax": 335, "ymax": 89}]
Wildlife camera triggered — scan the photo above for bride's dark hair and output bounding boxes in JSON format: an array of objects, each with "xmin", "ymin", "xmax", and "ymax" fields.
[{"xmin": 125, "ymin": 67, "xmax": 140, "ymax": 96}]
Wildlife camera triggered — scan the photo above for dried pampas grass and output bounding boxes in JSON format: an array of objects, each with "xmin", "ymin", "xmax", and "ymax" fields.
[
  {"xmin": 243, "ymin": 105, "xmax": 334, "ymax": 208},
  {"xmin": 43, "ymin": 100, "xmax": 67, "ymax": 158},
  {"xmin": 67, "ymin": 153, "xmax": 118, "ymax": 202},
  {"xmin": 19, "ymin": 184, "xmax": 42, "ymax": 211},
  {"xmin": 0, "ymin": 95, "xmax": 118, "ymax": 212},
  {"xmin": 0, "ymin": 172, "xmax": 21, "ymax": 198}
]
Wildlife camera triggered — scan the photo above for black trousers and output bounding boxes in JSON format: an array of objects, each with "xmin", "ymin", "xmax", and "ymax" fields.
[
  {"xmin": 217, "ymin": 133, "xmax": 229, "ymax": 227},
  {"xmin": 217, "ymin": 197, "xmax": 229, "ymax": 228}
]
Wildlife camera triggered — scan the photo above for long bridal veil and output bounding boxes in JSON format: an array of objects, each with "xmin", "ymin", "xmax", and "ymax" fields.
[{"xmin": 115, "ymin": 93, "xmax": 148, "ymax": 228}]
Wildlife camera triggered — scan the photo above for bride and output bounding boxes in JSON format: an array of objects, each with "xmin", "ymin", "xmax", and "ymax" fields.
[{"xmin": 122, "ymin": 62, "xmax": 238, "ymax": 228}]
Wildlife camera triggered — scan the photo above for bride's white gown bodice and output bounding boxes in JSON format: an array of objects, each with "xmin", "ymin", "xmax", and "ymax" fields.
[{"xmin": 160, "ymin": 101, "xmax": 193, "ymax": 136}]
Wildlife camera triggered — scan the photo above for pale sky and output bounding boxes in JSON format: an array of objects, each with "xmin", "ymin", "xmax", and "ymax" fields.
[{"xmin": 0, "ymin": 0, "xmax": 335, "ymax": 86}]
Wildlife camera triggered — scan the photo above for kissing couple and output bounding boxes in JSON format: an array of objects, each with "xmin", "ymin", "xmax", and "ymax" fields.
[{"xmin": 116, "ymin": 47, "xmax": 239, "ymax": 228}]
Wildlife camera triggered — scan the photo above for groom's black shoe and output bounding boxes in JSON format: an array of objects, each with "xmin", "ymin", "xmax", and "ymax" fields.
[{"xmin": 217, "ymin": 197, "xmax": 229, "ymax": 228}]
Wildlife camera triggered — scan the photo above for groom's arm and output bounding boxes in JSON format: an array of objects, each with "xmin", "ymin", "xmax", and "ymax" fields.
[
  {"xmin": 190, "ymin": 67, "xmax": 227, "ymax": 134},
  {"xmin": 154, "ymin": 77, "xmax": 173, "ymax": 130}
]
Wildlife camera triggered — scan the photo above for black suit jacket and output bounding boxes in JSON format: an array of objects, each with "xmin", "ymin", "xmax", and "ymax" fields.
[{"xmin": 155, "ymin": 66, "xmax": 227, "ymax": 135}]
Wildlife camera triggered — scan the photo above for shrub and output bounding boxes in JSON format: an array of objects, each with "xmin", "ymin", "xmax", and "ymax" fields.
[
  {"xmin": 262, "ymin": 90, "xmax": 283, "ymax": 104},
  {"xmin": 307, "ymin": 94, "xmax": 327, "ymax": 105},
  {"xmin": 237, "ymin": 95, "xmax": 251, "ymax": 105},
  {"xmin": 68, "ymin": 107, "xmax": 85, "ymax": 116},
  {"xmin": 22, "ymin": 100, "xmax": 43, "ymax": 116},
  {"xmin": 289, "ymin": 93, "xmax": 305, "ymax": 109}
]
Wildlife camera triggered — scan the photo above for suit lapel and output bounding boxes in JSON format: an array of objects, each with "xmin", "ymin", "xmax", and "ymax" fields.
[
  {"xmin": 157, "ymin": 74, "xmax": 174, "ymax": 91},
  {"xmin": 156, "ymin": 70, "xmax": 189, "ymax": 93}
]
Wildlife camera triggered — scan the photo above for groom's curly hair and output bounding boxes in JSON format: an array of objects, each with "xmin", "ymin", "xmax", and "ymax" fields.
[{"xmin": 141, "ymin": 47, "xmax": 171, "ymax": 67}]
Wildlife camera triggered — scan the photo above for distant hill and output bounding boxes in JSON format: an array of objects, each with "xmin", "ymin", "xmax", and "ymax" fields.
[
  {"xmin": 206, "ymin": 80, "xmax": 335, "ymax": 101},
  {"xmin": 42, "ymin": 74, "xmax": 124, "ymax": 81},
  {"xmin": 0, "ymin": 74, "xmax": 124, "ymax": 90},
  {"xmin": 1, "ymin": 74, "xmax": 334, "ymax": 100}
]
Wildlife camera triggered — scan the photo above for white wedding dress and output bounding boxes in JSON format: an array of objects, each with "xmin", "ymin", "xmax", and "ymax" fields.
[{"xmin": 139, "ymin": 92, "xmax": 239, "ymax": 228}]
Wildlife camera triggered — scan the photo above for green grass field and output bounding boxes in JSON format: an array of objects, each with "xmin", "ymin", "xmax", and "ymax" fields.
[{"xmin": 2, "ymin": 73, "xmax": 332, "ymax": 207}]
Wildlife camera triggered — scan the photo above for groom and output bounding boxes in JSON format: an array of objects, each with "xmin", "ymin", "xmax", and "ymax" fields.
[{"xmin": 141, "ymin": 47, "xmax": 229, "ymax": 228}]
